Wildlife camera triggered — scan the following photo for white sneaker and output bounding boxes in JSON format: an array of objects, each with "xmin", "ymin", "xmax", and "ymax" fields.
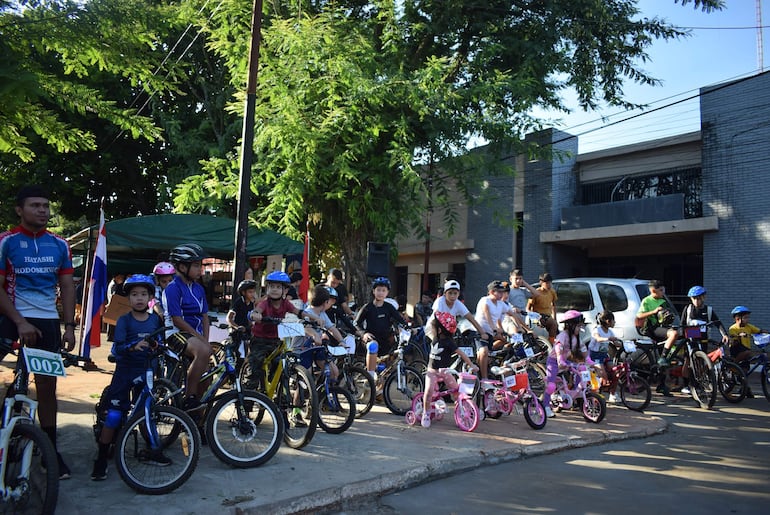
[
  {"xmin": 545, "ymin": 406, "xmax": 555, "ymax": 418},
  {"xmin": 421, "ymin": 412, "xmax": 431, "ymax": 428},
  {"xmin": 680, "ymin": 387, "xmax": 691, "ymax": 395},
  {"xmin": 608, "ymin": 393, "xmax": 620, "ymax": 404}
]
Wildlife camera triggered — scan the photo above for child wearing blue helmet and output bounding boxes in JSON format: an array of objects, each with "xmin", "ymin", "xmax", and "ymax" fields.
[
  {"xmin": 728, "ymin": 306, "xmax": 767, "ymax": 395},
  {"xmin": 92, "ymin": 274, "xmax": 165, "ymax": 480},
  {"xmin": 677, "ymin": 285, "xmax": 729, "ymax": 395}
]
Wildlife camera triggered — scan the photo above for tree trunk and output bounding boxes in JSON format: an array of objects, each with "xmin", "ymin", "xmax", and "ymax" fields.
[{"xmin": 339, "ymin": 227, "xmax": 374, "ymax": 312}]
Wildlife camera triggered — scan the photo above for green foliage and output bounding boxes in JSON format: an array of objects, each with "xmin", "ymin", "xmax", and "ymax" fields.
[
  {"xmin": 0, "ymin": 0, "xmax": 171, "ymax": 162},
  {"xmin": 184, "ymin": 0, "xmax": 724, "ymax": 299}
]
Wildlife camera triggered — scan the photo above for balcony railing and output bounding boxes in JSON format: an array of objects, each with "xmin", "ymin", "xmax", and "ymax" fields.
[{"xmin": 579, "ymin": 167, "xmax": 702, "ymax": 219}]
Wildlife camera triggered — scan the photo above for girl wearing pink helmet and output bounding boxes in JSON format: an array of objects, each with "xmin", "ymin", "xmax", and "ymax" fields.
[
  {"xmin": 542, "ymin": 310, "xmax": 588, "ymax": 417},
  {"xmin": 420, "ymin": 312, "xmax": 478, "ymax": 428},
  {"xmin": 150, "ymin": 262, "xmax": 175, "ymax": 317}
]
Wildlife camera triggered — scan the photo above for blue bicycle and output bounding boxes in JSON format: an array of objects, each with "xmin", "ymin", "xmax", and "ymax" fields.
[
  {"xmin": 737, "ymin": 334, "xmax": 770, "ymax": 401},
  {"xmin": 106, "ymin": 327, "xmax": 201, "ymax": 495}
]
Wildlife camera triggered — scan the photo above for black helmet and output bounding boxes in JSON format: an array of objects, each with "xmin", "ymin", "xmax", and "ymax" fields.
[
  {"xmin": 169, "ymin": 243, "xmax": 207, "ymax": 264},
  {"xmin": 237, "ymin": 279, "xmax": 257, "ymax": 294}
]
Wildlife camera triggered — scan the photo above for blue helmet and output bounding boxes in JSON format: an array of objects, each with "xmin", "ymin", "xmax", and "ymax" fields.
[
  {"xmin": 323, "ymin": 285, "xmax": 338, "ymax": 298},
  {"xmin": 372, "ymin": 276, "xmax": 391, "ymax": 289},
  {"xmin": 265, "ymin": 270, "xmax": 291, "ymax": 285},
  {"xmin": 687, "ymin": 285, "xmax": 707, "ymax": 297},
  {"xmin": 731, "ymin": 305, "xmax": 751, "ymax": 316},
  {"xmin": 124, "ymin": 274, "xmax": 155, "ymax": 295}
]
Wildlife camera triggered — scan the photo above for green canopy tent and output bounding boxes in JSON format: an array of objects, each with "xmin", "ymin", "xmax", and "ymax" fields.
[{"xmin": 69, "ymin": 214, "xmax": 303, "ymax": 275}]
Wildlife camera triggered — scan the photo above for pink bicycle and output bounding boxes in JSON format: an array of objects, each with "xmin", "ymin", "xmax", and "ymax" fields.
[
  {"xmin": 405, "ymin": 370, "xmax": 480, "ymax": 432},
  {"xmin": 481, "ymin": 357, "xmax": 547, "ymax": 430}
]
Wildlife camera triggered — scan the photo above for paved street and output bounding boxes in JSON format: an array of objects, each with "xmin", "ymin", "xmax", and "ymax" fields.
[
  {"xmin": 341, "ymin": 387, "xmax": 770, "ymax": 514},
  {"xmin": 2, "ymin": 335, "xmax": 767, "ymax": 514}
]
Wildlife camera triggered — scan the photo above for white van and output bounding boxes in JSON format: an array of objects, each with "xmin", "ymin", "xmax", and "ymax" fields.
[{"xmin": 550, "ymin": 278, "xmax": 679, "ymax": 341}]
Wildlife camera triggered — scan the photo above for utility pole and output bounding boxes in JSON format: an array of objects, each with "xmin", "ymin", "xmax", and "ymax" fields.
[
  {"xmin": 422, "ymin": 157, "xmax": 434, "ymax": 293},
  {"xmin": 233, "ymin": 0, "xmax": 265, "ymax": 286}
]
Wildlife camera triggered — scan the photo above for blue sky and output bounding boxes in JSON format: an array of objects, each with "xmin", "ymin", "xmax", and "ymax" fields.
[{"xmin": 539, "ymin": 0, "xmax": 769, "ymax": 153}]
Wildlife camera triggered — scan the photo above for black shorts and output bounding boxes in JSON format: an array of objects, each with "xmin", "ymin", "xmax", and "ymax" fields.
[
  {"xmin": 166, "ymin": 331, "xmax": 195, "ymax": 355},
  {"xmin": 0, "ymin": 317, "xmax": 62, "ymax": 360}
]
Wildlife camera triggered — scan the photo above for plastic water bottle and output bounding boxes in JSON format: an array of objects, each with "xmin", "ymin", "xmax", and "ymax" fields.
[{"xmin": 376, "ymin": 363, "xmax": 386, "ymax": 374}]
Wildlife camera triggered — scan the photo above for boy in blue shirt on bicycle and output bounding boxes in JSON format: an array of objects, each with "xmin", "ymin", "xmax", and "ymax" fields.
[{"xmin": 92, "ymin": 275, "xmax": 167, "ymax": 481}]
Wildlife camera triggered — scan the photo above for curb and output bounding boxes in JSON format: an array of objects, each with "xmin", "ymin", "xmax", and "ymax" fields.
[{"xmin": 235, "ymin": 416, "xmax": 668, "ymax": 515}]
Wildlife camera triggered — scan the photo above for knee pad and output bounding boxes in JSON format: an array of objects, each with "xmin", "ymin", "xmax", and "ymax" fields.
[
  {"xmin": 545, "ymin": 383, "xmax": 556, "ymax": 395},
  {"xmin": 105, "ymin": 409, "xmax": 123, "ymax": 429},
  {"xmin": 367, "ymin": 340, "xmax": 379, "ymax": 354}
]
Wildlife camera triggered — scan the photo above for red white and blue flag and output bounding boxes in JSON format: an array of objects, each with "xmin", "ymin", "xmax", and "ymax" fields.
[{"xmin": 82, "ymin": 207, "xmax": 107, "ymax": 356}]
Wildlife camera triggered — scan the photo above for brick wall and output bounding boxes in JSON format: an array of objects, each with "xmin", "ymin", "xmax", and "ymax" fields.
[{"xmin": 701, "ymin": 71, "xmax": 770, "ymax": 328}]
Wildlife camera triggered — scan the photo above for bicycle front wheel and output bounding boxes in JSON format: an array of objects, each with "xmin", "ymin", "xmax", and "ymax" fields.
[
  {"xmin": 383, "ymin": 365, "xmax": 424, "ymax": 416},
  {"xmin": 718, "ymin": 361, "xmax": 748, "ymax": 403},
  {"xmin": 115, "ymin": 406, "xmax": 200, "ymax": 495},
  {"xmin": 762, "ymin": 363, "xmax": 770, "ymax": 401},
  {"xmin": 205, "ymin": 390, "xmax": 283, "ymax": 468},
  {"xmin": 1, "ymin": 423, "xmax": 58, "ymax": 515},
  {"xmin": 453, "ymin": 397, "xmax": 479, "ymax": 432},
  {"xmin": 582, "ymin": 391, "xmax": 606, "ymax": 423},
  {"xmin": 690, "ymin": 350, "xmax": 717, "ymax": 409},
  {"xmin": 280, "ymin": 364, "xmax": 318, "ymax": 449},
  {"xmin": 620, "ymin": 373, "xmax": 652, "ymax": 412},
  {"xmin": 522, "ymin": 396, "xmax": 547, "ymax": 430},
  {"xmin": 317, "ymin": 384, "xmax": 356, "ymax": 434}
]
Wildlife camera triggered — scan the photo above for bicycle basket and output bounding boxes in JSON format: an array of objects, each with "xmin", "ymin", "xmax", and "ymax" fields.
[
  {"xmin": 622, "ymin": 340, "xmax": 637, "ymax": 353},
  {"xmin": 502, "ymin": 363, "xmax": 528, "ymax": 391},
  {"xmin": 753, "ymin": 333, "xmax": 770, "ymax": 348},
  {"xmin": 458, "ymin": 372, "xmax": 477, "ymax": 396}
]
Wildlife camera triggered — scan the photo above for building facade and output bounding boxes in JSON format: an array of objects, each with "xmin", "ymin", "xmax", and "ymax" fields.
[{"xmin": 396, "ymin": 70, "xmax": 770, "ymax": 327}]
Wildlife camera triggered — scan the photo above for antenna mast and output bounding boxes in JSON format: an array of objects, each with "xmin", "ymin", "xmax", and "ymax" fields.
[{"xmin": 758, "ymin": 0, "xmax": 765, "ymax": 72}]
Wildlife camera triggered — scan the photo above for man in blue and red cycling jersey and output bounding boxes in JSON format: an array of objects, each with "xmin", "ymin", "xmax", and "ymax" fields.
[{"xmin": 0, "ymin": 185, "xmax": 77, "ymax": 480}]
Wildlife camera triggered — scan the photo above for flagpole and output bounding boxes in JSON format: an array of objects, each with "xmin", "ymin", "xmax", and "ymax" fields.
[{"xmin": 81, "ymin": 200, "xmax": 107, "ymax": 366}]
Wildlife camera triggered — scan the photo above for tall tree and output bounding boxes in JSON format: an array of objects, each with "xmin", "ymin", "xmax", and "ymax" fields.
[
  {"xmin": 0, "ymin": 0, "xmax": 240, "ymax": 226},
  {"xmin": 176, "ymin": 0, "xmax": 723, "ymax": 302}
]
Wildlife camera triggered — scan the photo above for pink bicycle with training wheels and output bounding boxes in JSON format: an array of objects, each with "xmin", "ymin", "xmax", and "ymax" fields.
[
  {"xmin": 405, "ymin": 370, "xmax": 480, "ymax": 432},
  {"xmin": 480, "ymin": 356, "xmax": 547, "ymax": 430}
]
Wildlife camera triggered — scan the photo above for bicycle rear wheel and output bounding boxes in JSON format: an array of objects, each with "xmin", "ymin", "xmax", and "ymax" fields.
[
  {"xmin": 1, "ymin": 423, "xmax": 58, "ymax": 515},
  {"xmin": 690, "ymin": 350, "xmax": 717, "ymax": 409},
  {"xmin": 718, "ymin": 361, "xmax": 748, "ymax": 403},
  {"xmin": 316, "ymin": 384, "xmax": 356, "ymax": 434},
  {"xmin": 383, "ymin": 365, "xmax": 424, "ymax": 416},
  {"xmin": 205, "ymin": 389, "xmax": 283, "ymax": 468},
  {"xmin": 115, "ymin": 406, "xmax": 200, "ymax": 495},
  {"xmin": 280, "ymin": 364, "xmax": 318, "ymax": 449},
  {"xmin": 619, "ymin": 373, "xmax": 652, "ymax": 412},
  {"xmin": 343, "ymin": 364, "xmax": 375, "ymax": 417}
]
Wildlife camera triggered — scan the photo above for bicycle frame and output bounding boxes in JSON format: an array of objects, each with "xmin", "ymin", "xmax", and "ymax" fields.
[
  {"xmin": 552, "ymin": 363, "xmax": 593, "ymax": 409},
  {"xmin": 378, "ymin": 327, "xmax": 412, "ymax": 390}
]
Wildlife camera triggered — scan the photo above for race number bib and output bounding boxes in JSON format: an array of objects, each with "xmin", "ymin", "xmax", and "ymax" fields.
[
  {"xmin": 24, "ymin": 348, "xmax": 66, "ymax": 377},
  {"xmin": 278, "ymin": 323, "xmax": 305, "ymax": 339}
]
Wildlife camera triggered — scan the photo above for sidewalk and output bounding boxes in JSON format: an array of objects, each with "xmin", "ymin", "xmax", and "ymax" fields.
[{"xmin": 8, "ymin": 336, "xmax": 668, "ymax": 515}]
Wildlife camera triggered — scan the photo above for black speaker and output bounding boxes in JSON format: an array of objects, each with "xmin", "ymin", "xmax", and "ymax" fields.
[{"xmin": 366, "ymin": 242, "xmax": 390, "ymax": 277}]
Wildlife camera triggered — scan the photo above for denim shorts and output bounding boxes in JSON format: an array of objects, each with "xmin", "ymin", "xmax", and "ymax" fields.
[{"xmin": 589, "ymin": 350, "xmax": 609, "ymax": 365}]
